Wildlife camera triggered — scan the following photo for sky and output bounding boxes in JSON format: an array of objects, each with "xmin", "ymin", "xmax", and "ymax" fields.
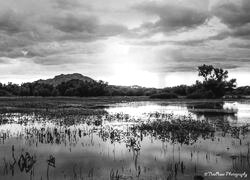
[{"xmin": 0, "ymin": 0, "xmax": 250, "ymax": 88}]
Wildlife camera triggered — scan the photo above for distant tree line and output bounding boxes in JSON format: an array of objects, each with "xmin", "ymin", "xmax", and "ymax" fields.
[
  {"xmin": 0, "ymin": 80, "xmax": 109, "ymax": 97},
  {"xmin": 0, "ymin": 79, "xmax": 158, "ymax": 97},
  {"xmin": 0, "ymin": 65, "xmax": 246, "ymax": 98}
]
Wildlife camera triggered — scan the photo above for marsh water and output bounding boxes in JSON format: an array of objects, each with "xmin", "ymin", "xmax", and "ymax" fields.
[{"xmin": 0, "ymin": 100, "xmax": 250, "ymax": 180}]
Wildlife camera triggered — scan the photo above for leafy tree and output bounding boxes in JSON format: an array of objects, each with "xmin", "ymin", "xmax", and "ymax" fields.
[
  {"xmin": 197, "ymin": 64, "xmax": 236, "ymax": 98},
  {"xmin": 5, "ymin": 83, "xmax": 20, "ymax": 95},
  {"xmin": 19, "ymin": 83, "xmax": 31, "ymax": 96},
  {"xmin": 198, "ymin": 64, "xmax": 214, "ymax": 81},
  {"xmin": 233, "ymin": 86, "xmax": 250, "ymax": 95},
  {"xmin": 56, "ymin": 79, "xmax": 108, "ymax": 97}
]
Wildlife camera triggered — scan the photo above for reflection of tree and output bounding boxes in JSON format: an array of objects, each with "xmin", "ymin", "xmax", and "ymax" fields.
[
  {"xmin": 186, "ymin": 102, "xmax": 248, "ymax": 139},
  {"xmin": 186, "ymin": 102, "xmax": 238, "ymax": 124},
  {"xmin": 18, "ymin": 152, "xmax": 36, "ymax": 173},
  {"xmin": 47, "ymin": 155, "xmax": 56, "ymax": 180},
  {"xmin": 3, "ymin": 147, "xmax": 56, "ymax": 179},
  {"xmin": 10, "ymin": 145, "xmax": 16, "ymax": 176},
  {"xmin": 3, "ymin": 147, "xmax": 36, "ymax": 177},
  {"xmin": 187, "ymin": 102, "xmax": 224, "ymax": 110}
]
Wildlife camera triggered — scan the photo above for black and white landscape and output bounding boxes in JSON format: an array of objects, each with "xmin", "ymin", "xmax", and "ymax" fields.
[{"xmin": 0, "ymin": 0, "xmax": 250, "ymax": 180}]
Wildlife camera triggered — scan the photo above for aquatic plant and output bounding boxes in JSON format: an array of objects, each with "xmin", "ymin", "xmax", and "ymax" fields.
[{"xmin": 134, "ymin": 117, "xmax": 215, "ymax": 144}]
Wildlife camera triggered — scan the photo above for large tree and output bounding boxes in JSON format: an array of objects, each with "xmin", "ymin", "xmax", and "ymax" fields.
[{"xmin": 197, "ymin": 64, "xmax": 236, "ymax": 98}]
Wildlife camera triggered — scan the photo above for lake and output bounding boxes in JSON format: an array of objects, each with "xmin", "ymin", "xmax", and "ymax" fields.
[{"xmin": 0, "ymin": 100, "xmax": 249, "ymax": 180}]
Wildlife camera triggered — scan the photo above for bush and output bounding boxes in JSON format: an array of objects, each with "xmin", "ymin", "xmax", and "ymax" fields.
[
  {"xmin": 187, "ymin": 90, "xmax": 215, "ymax": 99},
  {"xmin": 0, "ymin": 89, "xmax": 12, "ymax": 96},
  {"xmin": 150, "ymin": 92, "xmax": 178, "ymax": 99}
]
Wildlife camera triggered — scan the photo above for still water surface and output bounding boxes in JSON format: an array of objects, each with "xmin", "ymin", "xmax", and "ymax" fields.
[{"xmin": 0, "ymin": 100, "xmax": 249, "ymax": 180}]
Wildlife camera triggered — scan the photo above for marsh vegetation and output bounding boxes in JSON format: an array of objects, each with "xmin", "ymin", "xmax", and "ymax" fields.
[{"xmin": 0, "ymin": 98, "xmax": 250, "ymax": 180}]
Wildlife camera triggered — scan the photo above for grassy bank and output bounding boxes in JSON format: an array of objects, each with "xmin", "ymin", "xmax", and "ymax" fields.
[
  {"xmin": 0, "ymin": 96, "xmax": 149, "ymax": 109},
  {"xmin": 0, "ymin": 96, "xmax": 249, "ymax": 108}
]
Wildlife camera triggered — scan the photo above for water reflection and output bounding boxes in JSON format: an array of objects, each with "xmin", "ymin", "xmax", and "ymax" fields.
[
  {"xmin": 0, "ymin": 101, "xmax": 249, "ymax": 180},
  {"xmin": 106, "ymin": 101, "xmax": 250, "ymax": 125}
]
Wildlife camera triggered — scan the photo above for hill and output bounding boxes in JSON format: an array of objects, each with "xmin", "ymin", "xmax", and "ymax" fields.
[{"xmin": 36, "ymin": 73, "xmax": 94, "ymax": 86}]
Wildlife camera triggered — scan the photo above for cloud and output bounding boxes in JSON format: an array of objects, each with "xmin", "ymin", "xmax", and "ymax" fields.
[
  {"xmin": 231, "ymin": 25, "xmax": 250, "ymax": 39},
  {"xmin": 0, "ymin": 10, "xmax": 26, "ymax": 34},
  {"xmin": 134, "ymin": 1, "xmax": 209, "ymax": 35},
  {"xmin": 0, "ymin": 57, "xmax": 13, "ymax": 64},
  {"xmin": 131, "ymin": 39, "xmax": 207, "ymax": 47},
  {"xmin": 53, "ymin": 0, "xmax": 85, "ymax": 10},
  {"xmin": 169, "ymin": 39, "xmax": 207, "ymax": 47},
  {"xmin": 230, "ymin": 42, "xmax": 250, "ymax": 49},
  {"xmin": 48, "ymin": 13, "xmax": 128, "ymax": 38},
  {"xmin": 211, "ymin": 0, "xmax": 250, "ymax": 39},
  {"xmin": 130, "ymin": 0, "xmax": 250, "ymax": 44},
  {"xmin": 0, "ymin": 3, "xmax": 128, "ymax": 60},
  {"xmin": 0, "ymin": 0, "xmax": 250, "ymax": 86},
  {"xmin": 202, "ymin": 25, "xmax": 250, "ymax": 42},
  {"xmin": 49, "ymin": 14, "xmax": 98, "ymax": 33},
  {"xmin": 32, "ymin": 54, "xmax": 82, "ymax": 65},
  {"xmin": 212, "ymin": 0, "xmax": 250, "ymax": 28},
  {"xmin": 151, "ymin": 44, "xmax": 250, "ymax": 75}
]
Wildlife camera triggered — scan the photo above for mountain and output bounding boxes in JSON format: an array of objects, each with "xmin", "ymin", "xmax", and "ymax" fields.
[{"xmin": 36, "ymin": 73, "xmax": 95, "ymax": 86}]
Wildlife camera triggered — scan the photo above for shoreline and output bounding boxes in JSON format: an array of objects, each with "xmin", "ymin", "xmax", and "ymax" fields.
[{"xmin": 0, "ymin": 96, "xmax": 249, "ymax": 113}]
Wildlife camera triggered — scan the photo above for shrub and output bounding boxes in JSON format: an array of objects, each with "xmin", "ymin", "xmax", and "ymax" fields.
[
  {"xmin": 187, "ymin": 90, "xmax": 215, "ymax": 99},
  {"xmin": 0, "ymin": 89, "xmax": 12, "ymax": 96},
  {"xmin": 150, "ymin": 92, "xmax": 178, "ymax": 99}
]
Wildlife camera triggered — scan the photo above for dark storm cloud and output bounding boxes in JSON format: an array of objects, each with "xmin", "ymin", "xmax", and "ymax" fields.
[
  {"xmin": 49, "ymin": 14, "xmax": 98, "ymax": 33},
  {"xmin": 134, "ymin": 1, "xmax": 209, "ymax": 34},
  {"xmin": 0, "ymin": 13, "xmax": 20, "ymax": 34},
  {"xmin": 212, "ymin": 0, "xmax": 250, "ymax": 40},
  {"xmin": 0, "ymin": 10, "xmax": 28, "ymax": 34},
  {"xmin": 231, "ymin": 25, "xmax": 250, "ymax": 39},
  {"xmin": 0, "ymin": 7, "xmax": 127, "ymax": 60},
  {"xmin": 212, "ymin": 0, "xmax": 250, "ymax": 28},
  {"xmin": 48, "ymin": 13, "xmax": 128, "ymax": 37},
  {"xmin": 131, "ymin": 0, "xmax": 250, "ymax": 47}
]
